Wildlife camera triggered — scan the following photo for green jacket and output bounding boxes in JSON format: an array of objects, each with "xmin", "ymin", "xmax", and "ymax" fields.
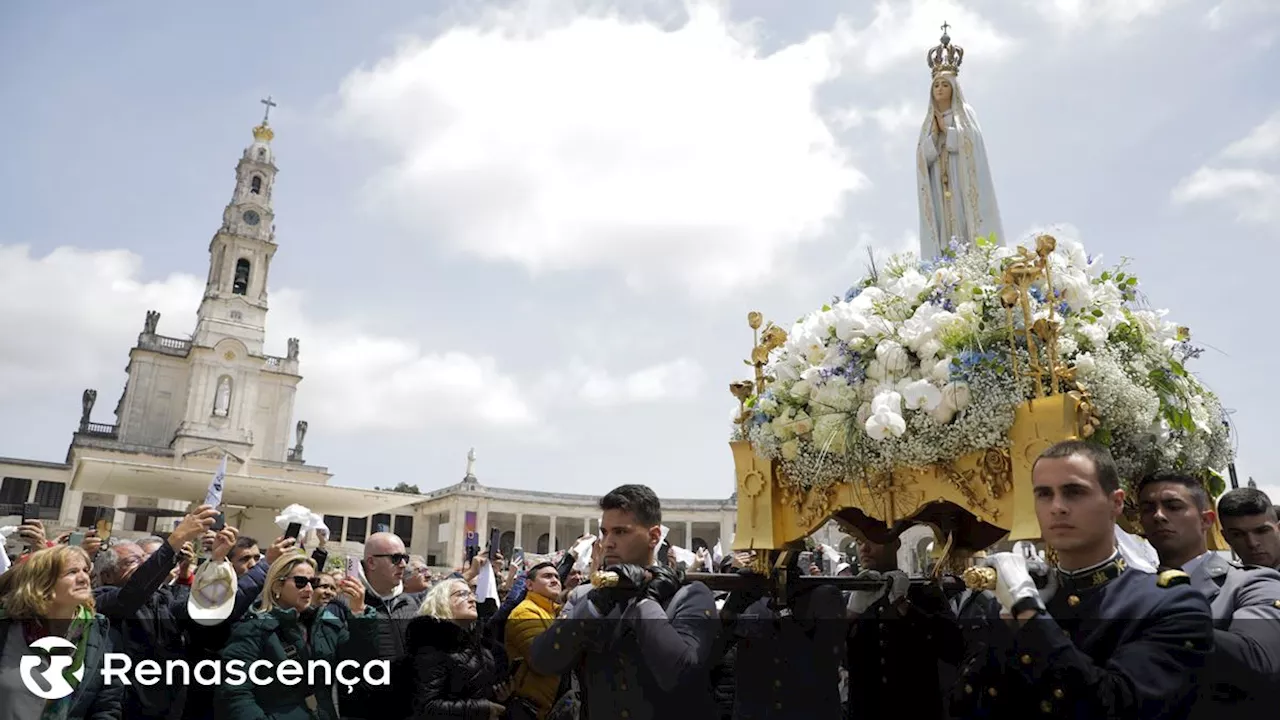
[{"xmin": 215, "ymin": 604, "xmax": 378, "ymax": 720}]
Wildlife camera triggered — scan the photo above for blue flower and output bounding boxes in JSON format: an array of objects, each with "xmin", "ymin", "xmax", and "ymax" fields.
[
  {"xmin": 844, "ymin": 285, "xmax": 863, "ymax": 302},
  {"xmin": 1057, "ymin": 301, "xmax": 1070, "ymax": 316},
  {"xmin": 1029, "ymin": 285, "xmax": 1046, "ymax": 303}
]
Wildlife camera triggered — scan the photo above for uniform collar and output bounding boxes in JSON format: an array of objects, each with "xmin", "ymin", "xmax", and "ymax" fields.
[
  {"xmin": 1178, "ymin": 550, "xmax": 1213, "ymax": 578},
  {"xmin": 1056, "ymin": 550, "xmax": 1126, "ymax": 591}
]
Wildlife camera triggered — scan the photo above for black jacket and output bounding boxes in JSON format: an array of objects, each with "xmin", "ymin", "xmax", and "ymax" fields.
[{"xmin": 408, "ymin": 615, "xmax": 508, "ymax": 720}]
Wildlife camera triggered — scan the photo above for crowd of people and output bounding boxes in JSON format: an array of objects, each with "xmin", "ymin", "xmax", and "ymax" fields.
[{"xmin": 0, "ymin": 439, "xmax": 1278, "ymax": 719}]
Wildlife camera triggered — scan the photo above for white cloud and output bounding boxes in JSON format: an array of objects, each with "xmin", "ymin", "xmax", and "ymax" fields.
[
  {"xmin": 1032, "ymin": 0, "xmax": 1183, "ymax": 28},
  {"xmin": 0, "ymin": 245, "xmax": 533, "ymax": 433},
  {"xmin": 1171, "ymin": 110, "xmax": 1280, "ymax": 224},
  {"xmin": 1222, "ymin": 110, "xmax": 1280, "ymax": 161},
  {"xmin": 541, "ymin": 357, "xmax": 705, "ymax": 407},
  {"xmin": 834, "ymin": 0, "xmax": 1014, "ymax": 75},
  {"xmin": 836, "ymin": 101, "xmax": 922, "ymax": 135},
  {"xmin": 336, "ymin": 1, "xmax": 865, "ymax": 298}
]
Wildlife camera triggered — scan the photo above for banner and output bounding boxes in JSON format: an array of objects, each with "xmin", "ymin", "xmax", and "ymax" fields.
[{"xmin": 464, "ymin": 511, "xmax": 477, "ymax": 548}]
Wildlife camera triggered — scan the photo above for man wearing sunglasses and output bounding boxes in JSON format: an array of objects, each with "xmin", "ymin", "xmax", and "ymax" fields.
[{"xmin": 331, "ymin": 531, "xmax": 429, "ymax": 720}]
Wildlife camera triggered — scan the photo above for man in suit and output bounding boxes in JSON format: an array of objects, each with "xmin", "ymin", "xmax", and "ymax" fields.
[
  {"xmin": 529, "ymin": 484, "xmax": 719, "ymax": 719},
  {"xmin": 1137, "ymin": 471, "xmax": 1280, "ymax": 714},
  {"xmin": 953, "ymin": 440, "xmax": 1214, "ymax": 720},
  {"xmin": 1217, "ymin": 487, "xmax": 1280, "ymax": 570}
]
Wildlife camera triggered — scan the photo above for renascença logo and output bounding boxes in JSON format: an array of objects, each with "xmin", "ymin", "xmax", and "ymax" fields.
[
  {"xmin": 20, "ymin": 638, "xmax": 391, "ymax": 699},
  {"xmin": 20, "ymin": 636, "xmax": 83, "ymax": 700}
]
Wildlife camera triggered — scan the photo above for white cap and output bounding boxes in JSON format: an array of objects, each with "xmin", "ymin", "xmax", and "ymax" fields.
[
  {"xmin": 188, "ymin": 559, "xmax": 237, "ymax": 626},
  {"xmin": 835, "ymin": 562, "xmax": 851, "ymax": 575}
]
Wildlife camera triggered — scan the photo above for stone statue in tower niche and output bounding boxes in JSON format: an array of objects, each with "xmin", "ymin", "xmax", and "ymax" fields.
[
  {"xmin": 916, "ymin": 24, "xmax": 1004, "ymax": 260},
  {"xmin": 213, "ymin": 377, "xmax": 231, "ymax": 417},
  {"xmin": 295, "ymin": 420, "xmax": 308, "ymax": 448},
  {"xmin": 465, "ymin": 447, "xmax": 477, "ymax": 478},
  {"xmin": 80, "ymin": 389, "xmax": 97, "ymax": 429},
  {"xmin": 287, "ymin": 338, "xmax": 299, "ymax": 361},
  {"xmin": 143, "ymin": 310, "xmax": 160, "ymax": 335}
]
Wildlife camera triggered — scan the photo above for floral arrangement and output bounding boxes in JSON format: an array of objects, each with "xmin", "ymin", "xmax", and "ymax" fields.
[{"xmin": 732, "ymin": 231, "xmax": 1231, "ymax": 493}]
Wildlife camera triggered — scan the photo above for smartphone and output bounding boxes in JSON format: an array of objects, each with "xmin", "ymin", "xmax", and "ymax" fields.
[
  {"xmin": 487, "ymin": 528, "xmax": 501, "ymax": 556},
  {"xmin": 797, "ymin": 551, "xmax": 814, "ymax": 574},
  {"xmin": 510, "ymin": 657, "xmax": 525, "ymax": 679},
  {"xmin": 345, "ymin": 556, "xmax": 361, "ymax": 580},
  {"xmin": 94, "ymin": 507, "xmax": 114, "ymax": 538},
  {"xmin": 512, "ymin": 547, "xmax": 525, "ymax": 568},
  {"xmin": 68, "ymin": 531, "xmax": 85, "ymax": 547},
  {"xmin": 211, "ymin": 512, "xmax": 226, "ymax": 532},
  {"xmin": 466, "ymin": 544, "xmax": 479, "ymax": 563},
  {"xmin": 285, "ymin": 522, "xmax": 302, "ymax": 540},
  {"xmin": 21, "ymin": 503, "xmax": 39, "ymax": 523}
]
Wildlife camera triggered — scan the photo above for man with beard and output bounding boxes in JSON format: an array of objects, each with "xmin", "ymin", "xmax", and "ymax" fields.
[
  {"xmin": 1137, "ymin": 472, "xmax": 1280, "ymax": 716},
  {"xmin": 954, "ymin": 441, "xmax": 1214, "ymax": 720},
  {"xmin": 530, "ymin": 484, "xmax": 718, "ymax": 719}
]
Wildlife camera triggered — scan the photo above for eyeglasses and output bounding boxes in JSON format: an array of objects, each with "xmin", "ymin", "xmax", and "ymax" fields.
[
  {"xmin": 371, "ymin": 553, "xmax": 410, "ymax": 565},
  {"xmin": 283, "ymin": 576, "xmax": 322, "ymax": 589},
  {"xmin": 451, "ymin": 589, "xmax": 476, "ymax": 600}
]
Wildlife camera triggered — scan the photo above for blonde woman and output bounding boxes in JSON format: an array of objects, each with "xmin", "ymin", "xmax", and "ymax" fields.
[
  {"xmin": 0, "ymin": 544, "xmax": 121, "ymax": 719},
  {"xmin": 409, "ymin": 578, "xmax": 512, "ymax": 719},
  {"xmin": 217, "ymin": 553, "xmax": 375, "ymax": 720}
]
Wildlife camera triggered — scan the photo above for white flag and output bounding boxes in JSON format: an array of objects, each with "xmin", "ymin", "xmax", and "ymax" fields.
[
  {"xmin": 204, "ymin": 455, "xmax": 227, "ymax": 508},
  {"xmin": 476, "ymin": 559, "xmax": 500, "ymax": 603}
]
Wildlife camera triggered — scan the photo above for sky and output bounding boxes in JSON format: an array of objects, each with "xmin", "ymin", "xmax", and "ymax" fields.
[{"xmin": 1, "ymin": 0, "xmax": 1277, "ymax": 503}]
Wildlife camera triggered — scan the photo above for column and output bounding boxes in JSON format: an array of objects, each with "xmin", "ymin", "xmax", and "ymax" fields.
[
  {"xmin": 60, "ymin": 490, "xmax": 84, "ymax": 528},
  {"xmin": 113, "ymin": 494, "xmax": 129, "ymax": 535},
  {"xmin": 514, "ymin": 513, "xmax": 524, "ymax": 550},
  {"xmin": 549, "ymin": 515, "xmax": 557, "ymax": 553},
  {"xmin": 476, "ymin": 507, "xmax": 488, "ymax": 552},
  {"xmin": 685, "ymin": 521, "xmax": 693, "ymax": 549},
  {"xmin": 451, "ymin": 505, "xmax": 466, "ymax": 567},
  {"xmin": 582, "ymin": 517, "xmax": 590, "ymax": 536},
  {"xmin": 719, "ymin": 515, "xmax": 734, "ymax": 550}
]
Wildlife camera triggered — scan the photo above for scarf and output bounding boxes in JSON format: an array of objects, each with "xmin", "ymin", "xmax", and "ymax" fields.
[{"xmin": 12, "ymin": 606, "xmax": 95, "ymax": 720}]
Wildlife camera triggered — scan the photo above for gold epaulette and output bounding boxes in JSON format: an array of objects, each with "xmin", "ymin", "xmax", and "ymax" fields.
[{"xmin": 1156, "ymin": 569, "xmax": 1190, "ymax": 588}]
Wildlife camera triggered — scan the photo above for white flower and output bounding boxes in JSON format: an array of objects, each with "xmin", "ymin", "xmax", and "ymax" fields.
[
  {"xmin": 902, "ymin": 379, "xmax": 943, "ymax": 411},
  {"xmin": 1058, "ymin": 270, "xmax": 1093, "ymax": 311},
  {"xmin": 865, "ymin": 408, "xmax": 907, "ymax": 440},
  {"xmin": 812, "ymin": 377, "xmax": 858, "ymax": 414},
  {"xmin": 930, "ymin": 357, "xmax": 954, "ymax": 383},
  {"xmin": 888, "ymin": 269, "xmax": 928, "ymax": 299},
  {"xmin": 790, "ymin": 379, "xmax": 812, "ymax": 399},
  {"xmin": 871, "ymin": 390, "xmax": 903, "ymax": 416},
  {"xmin": 865, "ymin": 359, "xmax": 887, "ymax": 382},
  {"xmin": 876, "ymin": 340, "xmax": 910, "ymax": 375},
  {"xmin": 932, "ymin": 266, "xmax": 960, "ymax": 288},
  {"xmin": 774, "ymin": 362, "xmax": 800, "ymax": 383},
  {"xmin": 1074, "ymin": 352, "xmax": 1096, "ymax": 375},
  {"xmin": 781, "ymin": 439, "xmax": 799, "ymax": 461},
  {"xmin": 942, "ymin": 382, "xmax": 972, "ymax": 412},
  {"xmin": 856, "ymin": 402, "xmax": 873, "ymax": 426},
  {"xmin": 758, "ymin": 396, "xmax": 779, "ymax": 415},
  {"xmin": 813, "ymin": 414, "xmax": 848, "ymax": 455},
  {"xmin": 791, "ymin": 411, "xmax": 814, "ymax": 437},
  {"xmin": 770, "ymin": 416, "xmax": 795, "ymax": 441},
  {"xmin": 930, "ymin": 402, "xmax": 958, "ymax": 424},
  {"xmin": 917, "ymin": 338, "xmax": 943, "ymax": 361},
  {"xmin": 1079, "ymin": 323, "xmax": 1108, "ymax": 347}
]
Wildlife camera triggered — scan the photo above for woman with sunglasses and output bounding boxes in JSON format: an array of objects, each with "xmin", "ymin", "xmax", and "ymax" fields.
[
  {"xmin": 217, "ymin": 554, "xmax": 377, "ymax": 720},
  {"xmin": 408, "ymin": 578, "xmax": 513, "ymax": 719}
]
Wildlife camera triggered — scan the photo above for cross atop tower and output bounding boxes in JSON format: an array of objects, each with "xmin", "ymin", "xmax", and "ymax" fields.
[
  {"xmin": 260, "ymin": 95, "xmax": 277, "ymax": 124},
  {"xmin": 940, "ymin": 21, "xmax": 950, "ymax": 35}
]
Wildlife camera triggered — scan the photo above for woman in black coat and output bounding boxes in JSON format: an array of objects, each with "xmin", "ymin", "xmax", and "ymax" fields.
[{"xmin": 409, "ymin": 578, "xmax": 512, "ymax": 719}]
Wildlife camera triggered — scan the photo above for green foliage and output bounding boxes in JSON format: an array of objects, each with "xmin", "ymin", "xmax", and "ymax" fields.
[{"xmin": 374, "ymin": 482, "xmax": 422, "ymax": 494}]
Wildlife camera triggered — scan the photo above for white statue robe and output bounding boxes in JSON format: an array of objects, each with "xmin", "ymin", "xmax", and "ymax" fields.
[{"xmin": 916, "ymin": 87, "xmax": 1004, "ymax": 260}]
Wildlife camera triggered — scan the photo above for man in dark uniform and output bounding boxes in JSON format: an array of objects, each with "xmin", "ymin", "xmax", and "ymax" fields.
[
  {"xmin": 953, "ymin": 440, "xmax": 1214, "ymax": 720},
  {"xmin": 719, "ymin": 546, "xmax": 846, "ymax": 719},
  {"xmin": 1217, "ymin": 487, "xmax": 1280, "ymax": 570},
  {"xmin": 1137, "ymin": 471, "xmax": 1280, "ymax": 716},
  {"xmin": 845, "ymin": 528, "xmax": 963, "ymax": 720},
  {"xmin": 529, "ymin": 484, "xmax": 719, "ymax": 720}
]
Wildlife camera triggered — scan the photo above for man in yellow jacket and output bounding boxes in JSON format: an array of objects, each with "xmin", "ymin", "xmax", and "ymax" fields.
[{"xmin": 505, "ymin": 561, "xmax": 565, "ymax": 718}]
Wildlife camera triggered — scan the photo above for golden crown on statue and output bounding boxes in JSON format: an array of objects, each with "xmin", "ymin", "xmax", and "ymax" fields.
[{"xmin": 928, "ymin": 22, "xmax": 964, "ymax": 77}]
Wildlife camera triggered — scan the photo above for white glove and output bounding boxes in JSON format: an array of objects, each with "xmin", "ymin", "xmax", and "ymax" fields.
[
  {"xmin": 847, "ymin": 570, "xmax": 888, "ymax": 616},
  {"xmin": 988, "ymin": 552, "xmax": 1042, "ymax": 614},
  {"xmin": 884, "ymin": 570, "xmax": 910, "ymax": 605}
]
